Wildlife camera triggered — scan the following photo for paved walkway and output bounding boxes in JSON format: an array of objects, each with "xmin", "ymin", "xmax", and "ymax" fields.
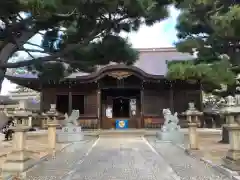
[
  {"xmin": 25, "ymin": 138, "xmax": 97, "ymax": 180},
  {"xmin": 146, "ymin": 137, "xmax": 230, "ymax": 180},
  {"xmin": 63, "ymin": 137, "xmax": 179, "ymax": 180},
  {"xmin": 24, "ymin": 137, "xmax": 231, "ymax": 180}
]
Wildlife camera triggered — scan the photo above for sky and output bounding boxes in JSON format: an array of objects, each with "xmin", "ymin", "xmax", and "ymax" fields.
[{"xmin": 0, "ymin": 6, "xmax": 180, "ymax": 95}]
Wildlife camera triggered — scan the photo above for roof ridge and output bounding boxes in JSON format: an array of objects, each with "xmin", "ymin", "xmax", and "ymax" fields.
[{"xmin": 136, "ymin": 47, "xmax": 176, "ymax": 52}]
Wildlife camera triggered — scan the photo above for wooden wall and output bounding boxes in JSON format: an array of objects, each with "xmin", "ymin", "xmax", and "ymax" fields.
[
  {"xmin": 143, "ymin": 89, "xmax": 170, "ymax": 116},
  {"xmin": 41, "ymin": 84, "xmax": 98, "ymax": 117},
  {"xmin": 173, "ymin": 90, "xmax": 201, "ymax": 113},
  {"xmin": 41, "ymin": 88, "xmax": 56, "ymax": 111},
  {"xmin": 40, "ymin": 80, "xmax": 201, "ymax": 129},
  {"xmin": 84, "ymin": 90, "xmax": 98, "ymax": 116}
]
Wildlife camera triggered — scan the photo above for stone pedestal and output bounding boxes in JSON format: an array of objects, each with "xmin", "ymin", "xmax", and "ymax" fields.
[
  {"xmin": 223, "ymin": 124, "xmax": 240, "ymax": 171},
  {"xmin": 156, "ymin": 130, "xmax": 184, "ymax": 144},
  {"xmin": 57, "ymin": 126, "xmax": 83, "ymax": 143},
  {"xmin": 1, "ymin": 126, "xmax": 34, "ymax": 178},
  {"xmin": 188, "ymin": 123, "xmax": 199, "ymax": 150}
]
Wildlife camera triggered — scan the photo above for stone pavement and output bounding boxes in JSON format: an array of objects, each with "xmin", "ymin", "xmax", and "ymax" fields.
[
  {"xmin": 23, "ymin": 137, "xmax": 231, "ymax": 180},
  {"xmin": 24, "ymin": 137, "xmax": 97, "ymax": 180},
  {"xmin": 147, "ymin": 137, "xmax": 230, "ymax": 180},
  {"xmin": 63, "ymin": 137, "xmax": 179, "ymax": 180}
]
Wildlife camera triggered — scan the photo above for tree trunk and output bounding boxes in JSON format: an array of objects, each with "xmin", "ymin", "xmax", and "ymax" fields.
[{"xmin": 0, "ymin": 31, "xmax": 35, "ymax": 91}]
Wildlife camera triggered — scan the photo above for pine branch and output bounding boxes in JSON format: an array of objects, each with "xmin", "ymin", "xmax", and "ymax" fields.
[{"xmin": 0, "ymin": 15, "xmax": 129, "ymax": 69}]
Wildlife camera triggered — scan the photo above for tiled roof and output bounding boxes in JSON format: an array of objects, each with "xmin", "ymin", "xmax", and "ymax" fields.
[
  {"xmin": 134, "ymin": 48, "xmax": 193, "ymax": 75},
  {"xmin": 6, "ymin": 47, "xmax": 193, "ymax": 78},
  {"xmin": 0, "ymin": 95, "xmax": 18, "ymax": 105}
]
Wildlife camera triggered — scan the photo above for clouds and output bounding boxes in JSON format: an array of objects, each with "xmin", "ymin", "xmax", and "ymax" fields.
[
  {"xmin": 121, "ymin": 6, "xmax": 180, "ymax": 48},
  {"xmin": 0, "ymin": 6, "xmax": 180, "ymax": 95}
]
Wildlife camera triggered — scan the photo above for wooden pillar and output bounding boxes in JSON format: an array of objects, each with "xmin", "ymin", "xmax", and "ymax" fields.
[
  {"xmin": 199, "ymin": 83, "xmax": 203, "ymax": 111},
  {"xmin": 140, "ymin": 82, "xmax": 144, "ymax": 128},
  {"xmin": 169, "ymin": 82, "xmax": 174, "ymax": 112},
  {"xmin": 40, "ymin": 84, "xmax": 44, "ymax": 112},
  {"xmin": 97, "ymin": 89, "xmax": 101, "ymax": 129},
  {"xmin": 68, "ymin": 86, "xmax": 72, "ymax": 115}
]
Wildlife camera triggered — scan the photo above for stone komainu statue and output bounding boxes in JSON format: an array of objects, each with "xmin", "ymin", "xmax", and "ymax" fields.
[
  {"xmin": 162, "ymin": 108, "xmax": 180, "ymax": 131},
  {"xmin": 64, "ymin": 110, "xmax": 80, "ymax": 126},
  {"xmin": 157, "ymin": 108, "xmax": 184, "ymax": 143}
]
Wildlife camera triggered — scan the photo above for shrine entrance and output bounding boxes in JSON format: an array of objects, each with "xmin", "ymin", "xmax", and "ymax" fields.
[{"xmin": 101, "ymin": 88, "xmax": 141, "ymax": 129}]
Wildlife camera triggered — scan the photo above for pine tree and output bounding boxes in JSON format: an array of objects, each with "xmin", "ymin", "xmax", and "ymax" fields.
[
  {"xmin": 167, "ymin": 0, "xmax": 240, "ymax": 93},
  {"xmin": 0, "ymin": 0, "xmax": 173, "ymax": 88}
]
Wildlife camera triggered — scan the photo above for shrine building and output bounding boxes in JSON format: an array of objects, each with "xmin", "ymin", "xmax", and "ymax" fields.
[{"xmin": 5, "ymin": 47, "xmax": 202, "ymax": 129}]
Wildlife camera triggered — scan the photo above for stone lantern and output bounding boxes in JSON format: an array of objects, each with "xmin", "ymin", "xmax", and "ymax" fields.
[
  {"xmin": 1, "ymin": 125, "xmax": 34, "ymax": 178},
  {"xmin": 219, "ymin": 95, "xmax": 240, "ymax": 143},
  {"xmin": 42, "ymin": 104, "xmax": 59, "ymax": 156},
  {"xmin": 222, "ymin": 123, "xmax": 240, "ymax": 171},
  {"xmin": 182, "ymin": 102, "xmax": 203, "ymax": 150},
  {"xmin": 183, "ymin": 102, "xmax": 203, "ymax": 124},
  {"xmin": 13, "ymin": 104, "xmax": 33, "ymax": 127},
  {"xmin": 219, "ymin": 96, "xmax": 240, "ymax": 171},
  {"xmin": 41, "ymin": 104, "xmax": 59, "ymax": 128}
]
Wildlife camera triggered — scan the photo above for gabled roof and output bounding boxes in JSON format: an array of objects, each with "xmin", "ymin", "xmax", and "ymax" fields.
[
  {"xmin": 0, "ymin": 95, "xmax": 18, "ymax": 105},
  {"xmin": 5, "ymin": 47, "xmax": 193, "ymax": 89},
  {"xmin": 6, "ymin": 47, "xmax": 193, "ymax": 78}
]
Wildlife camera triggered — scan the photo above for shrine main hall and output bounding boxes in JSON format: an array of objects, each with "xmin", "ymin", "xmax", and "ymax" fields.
[{"xmin": 6, "ymin": 48, "xmax": 201, "ymax": 129}]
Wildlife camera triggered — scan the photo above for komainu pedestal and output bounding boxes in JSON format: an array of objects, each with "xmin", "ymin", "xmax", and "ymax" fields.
[
  {"xmin": 56, "ymin": 110, "xmax": 84, "ymax": 143},
  {"xmin": 156, "ymin": 109, "xmax": 184, "ymax": 144},
  {"xmin": 57, "ymin": 126, "xmax": 83, "ymax": 143}
]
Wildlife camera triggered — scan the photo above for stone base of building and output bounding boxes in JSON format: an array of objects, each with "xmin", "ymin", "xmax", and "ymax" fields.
[{"xmin": 156, "ymin": 130, "xmax": 184, "ymax": 144}]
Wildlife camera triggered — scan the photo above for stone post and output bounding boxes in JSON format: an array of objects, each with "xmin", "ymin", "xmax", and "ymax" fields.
[
  {"xmin": 28, "ymin": 116, "xmax": 32, "ymax": 127},
  {"xmin": 1, "ymin": 125, "xmax": 33, "ymax": 178},
  {"xmin": 188, "ymin": 122, "xmax": 199, "ymax": 150},
  {"xmin": 223, "ymin": 124, "xmax": 240, "ymax": 171},
  {"xmin": 47, "ymin": 121, "xmax": 58, "ymax": 157}
]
